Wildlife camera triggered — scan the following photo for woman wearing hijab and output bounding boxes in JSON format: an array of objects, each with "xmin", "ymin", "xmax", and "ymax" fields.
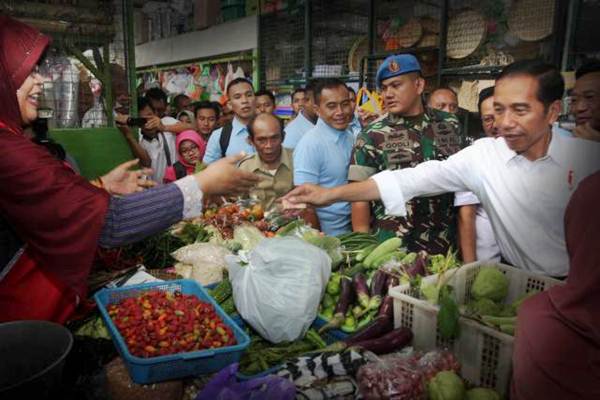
[
  {"xmin": 512, "ymin": 171, "xmax": 600, "ymax": 399},
  {"xmin": 163, "ymin": 130, "xmax": 207, "ymax": 183},
  {"xmin": 0, "ymin": 16, "xmax": 258, "ymax": 323}
]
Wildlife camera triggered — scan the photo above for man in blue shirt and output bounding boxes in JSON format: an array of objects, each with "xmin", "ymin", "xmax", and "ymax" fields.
[
  {"xmin": 283, "ymin": 82, "xmax": 318, "ymax": 149},
  {"xmin": 293, "ymin": 78, "xmax": 355, "ymax": 236},
  {"xmin": 203, "ymin": 78, "xmax": 256, "ymax": 164}
]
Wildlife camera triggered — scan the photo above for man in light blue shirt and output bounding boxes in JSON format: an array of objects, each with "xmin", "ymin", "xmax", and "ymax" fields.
[
  {"xmin": 346, "ymin": 85, "xmax": 362, "ymax": 140},
  {"xmin": 294, "ymin": 78, "xmax": 355, "ymax": 236},
  {"xmin": 283, "ymin": 82, "xmax": 318, "ymax": 149},
  {"xmin": 203, "ymin": 78, "xmax": 256, "ymax": 164}
]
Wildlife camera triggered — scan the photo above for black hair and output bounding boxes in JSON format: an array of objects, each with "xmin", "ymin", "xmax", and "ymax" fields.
[
  {"xmin": 212, "ymin": 101, "xmax": 223, "ymax": 112},
  {"xmin": 478, "ymin": 86, "xmax": 495, "ymax": 113},
  {"xmin": 255, "ymin": 89, "xmax": 275, "ymax": 104},
  {"xmin": 226, "ymin": 77, "xmax": 253, "ymax": 95},
  {"xmin": 137, "ymin": 96, "xmax": 155, "ymax": 113},
  {"xmin": 575, "ymin": 59, "xmax": 600, "ymax": 80},
  {"xmin": 431, "ymin": 86, "xmax": 457, "ymax": 98},
  {"xmin": 292, "ymin": 87, "xmax": 306, "ymax": 99},
  {"xmin": 346, "ymin": 85, "xmax": 356, "ymax": 96},
  {"xmin": 497, "ymin": 60, "xmax": 564, "ymax": 109},
  {"xmin": 173, "ymin": 93, "xmax": 190, "ymax": 109},
  {"xmin": 194, "ymin": 100, "xmax": 220, "ymax": 119},
  {"xmin": 246, "ymin": 113, "xmax": 284, "ymax": 140},
  {"xmin": 145, "ymin": 87, "xmax": 168, "ymax": 104},
  {"xmin": 305, "ymin": 80, "xmax": 316, "ymax": 95},
  {"xmin": 313, "ymin": 78, "xmax": 348, "ymax": 104}
]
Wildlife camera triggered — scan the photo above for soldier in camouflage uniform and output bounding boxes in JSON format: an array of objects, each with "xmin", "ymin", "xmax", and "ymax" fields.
[{"xmin": 348, "ymin": 54, "xmax": 463, "ymax": 255}]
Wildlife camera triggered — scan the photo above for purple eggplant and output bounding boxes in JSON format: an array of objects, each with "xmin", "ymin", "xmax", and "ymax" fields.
[
  {"xmin": 353, "ymin": 273, "xmax": 370, "ymax": 309},
  {"xmin": 319, "ymin": 276, "xmax": 353, "ymax": 333},
  {"xmin": 387, "ymin": 275, "xmax": 400, "ymax": 293},
  {"xmin": 406, "ymin": 252, "xmax": 427, "ymax": 278},
  {"xmin": 366, "ymin": 270, "xmax": 388, "ymax": 311},
  {"xmin": 344, "ymin": 315, "xmax": 393, "ymax": 346},
  {"xmin": 377, "ymin": 295, "xmax": 394, "ymax": 320},
  {"xmin": 351, "ymin": 327, "xmax": 413, "ymax": 355}
]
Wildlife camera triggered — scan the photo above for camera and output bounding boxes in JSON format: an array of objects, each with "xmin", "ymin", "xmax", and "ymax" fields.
[{"xmin": 126, "ymin": 117, "xmax": 148, "ymax": 127}]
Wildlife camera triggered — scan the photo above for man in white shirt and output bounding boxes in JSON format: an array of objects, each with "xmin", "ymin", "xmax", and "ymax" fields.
[
  {"xmin": 283, "ymin": 60, "xmax": 600, "ymax": 277},
  {"xmin": 454, "ymin": 86, "xmax": 501, "ymax": 263},
  {"xmin": 118, "ymin": 97, "xmax": 178, "ymax": 183},
  {"xmin": 283, "ymin": 82, "xmax": 318, "ymax": 149}
]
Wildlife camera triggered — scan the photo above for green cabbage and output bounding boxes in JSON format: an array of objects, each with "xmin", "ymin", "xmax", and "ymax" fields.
[
  {"xmin": 428, "ymin": 370, "xmax": 465, "ymax": 400},
  {"xmin": 302, "ymin": 232, "xmax": 343, "ymax": 268},
  {"xmin": 465, "ymin": 387, "xmax": 501, "ymax": 400},
  {"xmin": 465, "ymin": 298, "xmax": 503, "ymax": 316},
  {"xmin": 233, "ymin": 224, "xmax": 265, "ymax": 251},
  {"xmin": 471, "ymin": 267, "xmax": 509, "ymax": 302}
]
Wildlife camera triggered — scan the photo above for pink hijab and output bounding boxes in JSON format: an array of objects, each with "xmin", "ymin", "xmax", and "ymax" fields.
[
  {"xmin": 176, "ymin": 130, "xmax": 206, "ymax": 171},
  {"xmin": 163, "ymin": 130, "xmax": 206, "ymax": 183}
]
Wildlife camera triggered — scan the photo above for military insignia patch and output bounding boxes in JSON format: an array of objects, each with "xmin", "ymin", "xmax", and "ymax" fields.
[{"xmin": 388, "ymin": 60, "xmax": 400, "ymax": 73}]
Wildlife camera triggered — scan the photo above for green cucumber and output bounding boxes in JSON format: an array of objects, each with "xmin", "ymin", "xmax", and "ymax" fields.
[
  {"xmin": 363, "ymin": 238, "xmax": 402, "ymax": 268},
  {"xmin": 356, "ymin": 244, "xmax": 378, "ymax": 262}
]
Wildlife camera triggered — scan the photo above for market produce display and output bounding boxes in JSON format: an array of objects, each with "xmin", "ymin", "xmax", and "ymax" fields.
[
  {"xmin": 107, "ymin": 290, "xmax": 236, "ymax": 358},
  {"xmin": 96, "ymin": 204, "xmax": 512, "ymax": 397},
  {"xmin": 319, "ymin": 234, "xmax": 461, "ymax": 338}
]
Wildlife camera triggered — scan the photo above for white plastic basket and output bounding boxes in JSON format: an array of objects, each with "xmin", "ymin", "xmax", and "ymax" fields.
[{"xmin": 389, "ymin": 261, "xmax": 562, "ymax": 397}]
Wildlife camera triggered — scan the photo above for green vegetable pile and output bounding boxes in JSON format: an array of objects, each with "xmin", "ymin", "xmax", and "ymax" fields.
[
  {"xmin": 238, "ymin": 329, "xmax": 327, "ymax": 375},
  {"xmin": 463, "ymin": 266, "xmax": 539, "ymax": 336},
  {"xmin": 427, "ymin": 370, "xmax": 502, "ymax": 400}
]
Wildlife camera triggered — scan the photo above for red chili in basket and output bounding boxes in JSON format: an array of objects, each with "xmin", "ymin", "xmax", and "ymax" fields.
[{"xmin": 107, "ymin": 290, "xmax": 236, "ymax": 358}]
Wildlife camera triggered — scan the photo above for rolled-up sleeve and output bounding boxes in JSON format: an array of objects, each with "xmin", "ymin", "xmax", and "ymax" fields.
[
  {"xmin": 99, "ymin": 176, "xmax": 203, "ymax": 247},
  {"xmin": 371, "ymin": 146, "xmax": 476, "ymax": 216}
]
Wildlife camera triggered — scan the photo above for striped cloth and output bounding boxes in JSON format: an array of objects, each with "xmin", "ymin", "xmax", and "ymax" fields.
[{"xmin": 99, "ymin": 183, "xmax": 183, "ymax": 247}]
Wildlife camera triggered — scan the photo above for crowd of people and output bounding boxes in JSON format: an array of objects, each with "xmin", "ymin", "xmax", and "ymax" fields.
[{"xmin": 116, "ymin": 54, "xmax": 599, "ymax": 275}]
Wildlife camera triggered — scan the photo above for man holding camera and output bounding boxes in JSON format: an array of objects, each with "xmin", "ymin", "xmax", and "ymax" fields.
[{"xmin": 117, "ymin": 97, "xmax": 178, "ymax": 183}]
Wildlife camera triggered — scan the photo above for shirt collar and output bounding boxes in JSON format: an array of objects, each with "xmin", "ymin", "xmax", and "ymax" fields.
[
  {"xmin": 299, "ymin": 111, "xmax": 316, "ymax": 126},
  {"xmin": 499, "ymin": 131, "xmax": 564, "ymax": 166},
  {"xmin": 232, "ymin": 117, "xmax": 248, "ymax": 135},
  {"xmin": 244, "ymin": 148, "xmax": 292, "ymax": 173},
  {"xmin": 316, "ymin": 118, "xmax": 348, "ymax": 144}
]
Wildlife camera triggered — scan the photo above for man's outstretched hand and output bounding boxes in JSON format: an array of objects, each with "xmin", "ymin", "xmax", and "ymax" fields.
[
  {"xmin": 280, "ymin": 184, "xmax": 335, "ymax": 208},
  {"xmin": 195, "ymin": 153, "xmax": 260, "ymax": 196}
]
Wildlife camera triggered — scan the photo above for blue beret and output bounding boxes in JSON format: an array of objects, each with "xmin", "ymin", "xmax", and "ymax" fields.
[{"xmin": 376, "ymin": 54, "xmax": 422, "ymax": 88}]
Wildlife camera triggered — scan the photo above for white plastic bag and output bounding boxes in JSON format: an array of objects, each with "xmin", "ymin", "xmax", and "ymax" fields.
[
  {"xmin": 227, "ymin": 237, "xmax": 331, "ymax": 343},
  {"xmin": 171, "ymin": 243, "xmax": 231, "ymax": 286}
]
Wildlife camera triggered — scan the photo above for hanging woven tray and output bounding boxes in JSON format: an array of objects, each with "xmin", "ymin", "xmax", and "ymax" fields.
[
  {"xmin": 396, "ymin": 17, "xmax": 423, "ymax": 48},
  {"xmin": 348, "ymin": 36, "xmax": 369, "ymax": 73},
  {"xmin": 446, "ymin": 9, "xmax": 487, "ymax": 59},
  {"xmin": 508, "ymin": 0, "xmax": 555, "ymax": 42}
]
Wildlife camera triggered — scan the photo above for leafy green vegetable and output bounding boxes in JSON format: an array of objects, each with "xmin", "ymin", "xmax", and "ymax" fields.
[
  {"xmin": 465, "ymin": 298, "xmax": 502, "ymax": 317},
  {"xmin": 471, "ymin": 267, "xmax": 509, "ymax": 302},
  {"xmin": 438, "ymin": 286, "xmax": 460, "ymax": 340},
  {"xmin": 302, "ymin": 232, "xmax": 343, "ymax": 268}
]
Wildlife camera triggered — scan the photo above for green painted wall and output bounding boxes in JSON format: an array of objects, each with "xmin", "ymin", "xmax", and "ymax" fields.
[{"xmin": 49, "ymin": 128, "xmax": 134, "ymax": 180}]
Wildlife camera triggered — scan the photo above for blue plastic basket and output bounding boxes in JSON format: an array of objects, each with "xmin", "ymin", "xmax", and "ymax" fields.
[
  {"xmin": 95, "ymin": 279, "xmax": 250, "ymax": 384},
  {"xmin": 312, "ymin": 316, "xmax": 350, "ymax": 341}
]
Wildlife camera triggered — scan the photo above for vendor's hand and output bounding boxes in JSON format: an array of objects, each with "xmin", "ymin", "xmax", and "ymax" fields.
[
  {"xmin": 194, "ymin": 153, "xmax": 260, "ymax": 196},
  {"xmin": 281, "ymin": 184, "xmax": 335, "ymax": 208},
  {"xmin": 574, "ymin": 122, "xmax": 600, "ymax": 142},
  {"xmin": 144, "ymin": 115, "xmax": 166, "ymax": 132},
  {"xmin": 101, "ymin": 159, "xmax": 156, "ymax": 195}
]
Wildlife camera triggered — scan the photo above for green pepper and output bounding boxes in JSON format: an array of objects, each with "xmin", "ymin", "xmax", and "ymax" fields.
[{"xmin": 326, "ymin": 274, "xmax": 342, "ymax": 296}]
